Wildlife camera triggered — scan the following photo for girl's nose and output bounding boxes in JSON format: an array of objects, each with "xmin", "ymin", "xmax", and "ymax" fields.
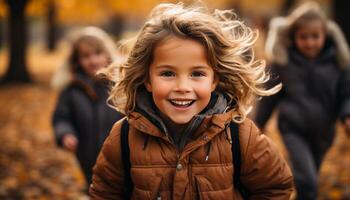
[
  {"xmin": 89, "ymin": 55, "xmax": 105, "ymax": 69},
  {"xmin": 306, "ymin": 38, "xmax": 316, "ymax": 47},
  {"xmin": 90, "ymin": 55, "xmax": 101, "ymax": 65},
  {"xmin": 174, "ymin": 77, "xmax": 192, "ymax": 93}
]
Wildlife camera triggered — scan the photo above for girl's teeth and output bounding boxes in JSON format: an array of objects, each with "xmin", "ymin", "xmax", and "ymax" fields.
[{"xmin": 171, "ymin": 100, "xmax": 192, "ymax": 106}]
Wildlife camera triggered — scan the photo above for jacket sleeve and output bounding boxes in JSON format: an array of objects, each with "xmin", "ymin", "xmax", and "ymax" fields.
[
  {"xmin": 52, "ymin": 89, "xmax": 77, "ymax": 146},
  {"xmin": 89, "ymin": 120, "xmax": 125, "ymax": 200},
  {"xmin": 240, "ymin": 119, "xmax": 294, "ymax": 200},
  {"xmin": 337, "ymin": 67, "xmax": 350, "ymax": 121},
  {"xmin": 254, "ymin": 65, "xmax": 283, "ymax": 129}
]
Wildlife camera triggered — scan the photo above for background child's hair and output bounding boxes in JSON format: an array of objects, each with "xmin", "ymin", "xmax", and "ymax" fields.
[
  {"xmin": 105, "ymin": 3, "xmax": 281, "ymax": 123},
  {"xmin": 51, "ymin": 26, "xmax": 119, "ymax": 89},
  {"xmin": 265, "ymin": 1, "xmax": 350, "ymax": 68},
  {"xmin": 69, "ymin": 36, "xmax": 109, "ymax": 74},
  {"xmin": 288, "ymin": 2, "xmax": 327, "ymax": 43},
  {"xmin": 69, "ymin": 27, "xmax": 118, "ymax": 73}
]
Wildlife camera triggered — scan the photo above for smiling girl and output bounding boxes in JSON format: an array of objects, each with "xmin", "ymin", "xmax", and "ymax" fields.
[{"xmin": 90, "ymin": 3, "xmax": 294, "ymax": 199}]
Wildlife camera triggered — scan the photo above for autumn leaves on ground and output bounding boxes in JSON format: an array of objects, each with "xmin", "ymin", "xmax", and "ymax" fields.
[
  {"xmin": 0, "ymin": 45, "xmax": 350, "ymax": 199},
  {"xmin": 0, "ymin": 45, "xmax": 88, "ymax": 200}
]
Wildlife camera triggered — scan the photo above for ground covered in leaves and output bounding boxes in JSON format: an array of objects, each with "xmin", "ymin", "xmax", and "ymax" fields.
[{"xmin": 0, "ymin": 84, "xmax": 88, "ymax": 200}]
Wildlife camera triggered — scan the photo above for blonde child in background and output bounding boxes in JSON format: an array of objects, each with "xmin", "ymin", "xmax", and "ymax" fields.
[
  {"xmin": 52, "ymin": 27, "xmax": 124, "ymax": 188},
  {"xmin": 90, "ymin": 3, "xmax": 294, "ymax": 199},
  {"xmin": 255, "ymin": 2, "xmax": 350, "ymax": 200}
]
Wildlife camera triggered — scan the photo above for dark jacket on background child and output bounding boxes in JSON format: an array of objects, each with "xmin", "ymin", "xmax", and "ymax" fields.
[
  {"xmin": 255, "ymin": 5, "xmax": 350, "ymax": 199},
  {"xmin": 255, "ymin": 18, "xmax": 350, "ymax": 167},
  {"xmin": 53, "ymin": 73, "xmax": 123, "ymax": 184}
]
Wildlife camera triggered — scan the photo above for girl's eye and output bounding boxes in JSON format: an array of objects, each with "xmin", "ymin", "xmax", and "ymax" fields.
[
  {"xmin": 312, "ymin": 34, "xmax": 320, "ymax": 39},
  {"xmin": 160, "ymin": 71, "xmax": 175, "ymax": 77},
  {"xmin": 299, "ymin": 34, "xmax": 307, "ymax": 40},
  {"xmin": 96, "ymin": 49, "xmax": 103, "ymax": 55},
  {"xmin": 191, "ymin": 71, "xmax": 205, "ymax": 77}
]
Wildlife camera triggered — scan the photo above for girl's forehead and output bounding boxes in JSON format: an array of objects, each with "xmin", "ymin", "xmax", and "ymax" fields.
[
  {"xmin": 77, "ymin": 43, "xmax": 97, "ymax": 53},
  {"xmin": 153, "ymin": 37, "xmax": 208, "ymax": 59},
  {"xmin": 156, "ymin": 35, "xmax": 195, "ymax": 46},
  {"xmin": 148, "ymin": 42, "xmax": 217, "ymax": 77},
  {"xmin": 154, "ymin": 36, "xmax": 208, "ymax": 55},
  {"xmin": 76, "ymin": 40, "xmax": 106, "ymax": 53},
  {"xmin": 296, "ymin": 19, "xmax": 325, "ymax": 31}
]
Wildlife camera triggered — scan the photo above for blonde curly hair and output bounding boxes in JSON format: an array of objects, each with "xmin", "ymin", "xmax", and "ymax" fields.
[{"xmin": 103, "ymin": 3, "xmax": 281, "ymax": 123}]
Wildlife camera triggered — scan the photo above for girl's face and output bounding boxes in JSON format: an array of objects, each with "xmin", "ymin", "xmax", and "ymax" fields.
[
  {"xmin": 294, "ymin": 20, "xmax": 326, "ymax": 59},
  {"xmin": 146, "ymin": 37, "xmax": 217, "ymax": 124},
  {"xmin": 77, "ymin": 43, "xmax": 109, "ymax": 77}
]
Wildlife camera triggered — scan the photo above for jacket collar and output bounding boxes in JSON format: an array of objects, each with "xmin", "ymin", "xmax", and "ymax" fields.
[
  {"xmin": 288, "ymin": 41, "xmax": 336, "ymax": 66},
  {"xmin": 71, "ymin": 73, "xmax": 109, "ymax": 101},
  {"xmin": 128, "ymin": 109, "xmax": 235, "ymax": 142},
  {"xmin": 128, "ymin": 88, "xmax": 234, "ymax": 145}
]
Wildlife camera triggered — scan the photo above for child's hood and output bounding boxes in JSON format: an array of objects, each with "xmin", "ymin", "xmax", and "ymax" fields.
[
  {"xmin": 265, "ymin": 2, "xmax": 350, "ymax": 68},
  {"xmin": 132, "ymin": 88, "xmax": 229, "ymax": 149}
]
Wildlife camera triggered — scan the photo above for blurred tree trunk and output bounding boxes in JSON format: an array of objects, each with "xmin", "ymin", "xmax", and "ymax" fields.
[
  {"xmin": 0, "ymin": 18, "xmax": 3, "ymax": 49},
  {"xmin": 228, "ymin": 0, "xmax": 242, "ymax": 16},
  {"xmin": 47, "ymin": 0, "xmax": 57, "ymax": 51},
  {"xmin": 334, "ymin": 0, "xmax": 350, "ymax": 46},
  {"xmin": 104, "ymin": 14, "xmax": 124, "ymax": 40},
  {"xmin": 282, "ymin": 0, "xmax": 295, "ymax": 15},
  {"xmin": 1, "ymin": 0, "xmax": 31, "ymax": 84}
]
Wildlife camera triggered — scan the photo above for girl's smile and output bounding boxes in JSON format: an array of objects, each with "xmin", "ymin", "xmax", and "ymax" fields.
[
  {"xmin": 146, "ymin": 36, "xmax": 217, "ymax": 124},
  {"xmin": 168, "ymin": 99, "xmax": 196, "ymax": 110}
]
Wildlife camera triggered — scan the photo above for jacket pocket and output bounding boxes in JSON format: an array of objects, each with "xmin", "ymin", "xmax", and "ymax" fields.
[
  {"xmin": 132, "ymin": 176, "xmax": 163, "ymax": 200},
  {"xmin": 195, "ymin": 176, "xmax": 234, "ymax": 200}
]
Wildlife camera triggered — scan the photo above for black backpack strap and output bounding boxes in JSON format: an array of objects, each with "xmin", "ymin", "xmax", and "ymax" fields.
[
  {"xmin": 230, "ymin": 121, "xmax": 249, "ymax": 199},
  {"xmin": 120, "ymin": 119, "xmax": 133, "ymax": 199}
]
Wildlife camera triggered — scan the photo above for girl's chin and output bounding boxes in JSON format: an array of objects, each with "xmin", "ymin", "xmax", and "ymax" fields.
[{"xmin": 168, "ymin": 117, "xmax": 193, "ymax": 125}]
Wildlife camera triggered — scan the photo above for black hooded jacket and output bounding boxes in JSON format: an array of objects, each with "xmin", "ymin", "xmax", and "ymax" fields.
[
  {"xmin": 255, "ymin": 40, "xmax": 350, "ymax": 145},
  {"xmin": 52, "ymin": 73, "xmax": 123, "ymax": 183}
]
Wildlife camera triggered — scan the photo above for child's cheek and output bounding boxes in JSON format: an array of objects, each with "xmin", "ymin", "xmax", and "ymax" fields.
[
  {"xmin": 150, "ymin": 83, "xmax": 171, "ymax": 103},
  {"xmin": 197, "ymin": 82, "xmax": 216, "ymax": 94},
  {"xmin": 194, "ymin": 87, "xmax": 214, "ymax": 108}
]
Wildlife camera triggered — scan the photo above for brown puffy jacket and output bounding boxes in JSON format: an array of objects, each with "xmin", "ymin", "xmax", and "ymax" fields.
[{"xmin": 90, "ymin": 110, "xmax": 294, "ymax": 199}]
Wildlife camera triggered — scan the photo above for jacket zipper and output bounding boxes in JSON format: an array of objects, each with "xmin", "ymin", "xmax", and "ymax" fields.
[
  {"xmin": 156, "ymin": 176, "xmax": 163, "ymax": 200},
  {"xmin": 196, "ymin": 178, "xmax": 202, "ymax": 200},
  {"xmin": 93, "ymin": 101, "xmax": 99, "ymax": 155},
  {"xmin": 188, "ymin": 158, "xmax": 193, "ymax": 199}
]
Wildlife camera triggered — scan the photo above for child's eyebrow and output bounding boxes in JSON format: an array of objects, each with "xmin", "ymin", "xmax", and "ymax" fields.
[
  {"xmin": 153, "ymin": 64, "xmax": 175, "ymax": 69},
  {"xmin": 154, "ymin": 64, "xmax": 211, "ymax": 69},
  {"xmin": 191, "ymin": 65, "xmax": 211, "ymax": 70}
]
